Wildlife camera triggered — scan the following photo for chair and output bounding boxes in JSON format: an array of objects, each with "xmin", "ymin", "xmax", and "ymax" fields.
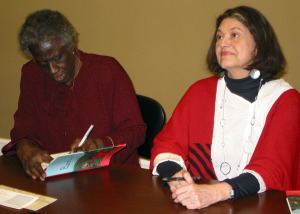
[{"xmin": 136, "ymin": 95, "xmax": 166, "ymax": 162}]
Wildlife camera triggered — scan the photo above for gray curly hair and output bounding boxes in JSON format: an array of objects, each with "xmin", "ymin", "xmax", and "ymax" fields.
[{"xmin": 19, "ymin": 9, "xmax": 77, "ymax": 56}]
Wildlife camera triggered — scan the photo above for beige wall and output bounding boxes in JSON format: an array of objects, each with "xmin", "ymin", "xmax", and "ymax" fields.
[{"xmin": 0, "ymin": 0, "xmax": 299, "ymax": 139}]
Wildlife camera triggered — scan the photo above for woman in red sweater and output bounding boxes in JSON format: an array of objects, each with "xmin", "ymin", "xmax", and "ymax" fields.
[{"xmin": 150, "ymin": 6, "xmax": 300, "ymax": 209}]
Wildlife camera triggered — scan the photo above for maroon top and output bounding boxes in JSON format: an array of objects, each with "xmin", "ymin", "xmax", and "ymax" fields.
[{"xmin": 3, "ymin": 50, "xmax": 146, "ymax": 166}]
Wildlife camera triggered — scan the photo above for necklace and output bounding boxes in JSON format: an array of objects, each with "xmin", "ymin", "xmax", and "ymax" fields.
[
  {"xmin": 219, "ymin": 77, "xmax": 263, "ymax": 177},
  {"xmin": 68, "ymin": 55, "xmax": 82, "ymax": 90}
]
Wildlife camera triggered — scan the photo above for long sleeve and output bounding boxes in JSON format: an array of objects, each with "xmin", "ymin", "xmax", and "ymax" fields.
[
  {"xmin": 100, "ymin": 57, "xmax": 146, "ymax": 165},
  {"xmin": 150, "ymin": 77, "xmax": 217, "ymax": 178},
  {"xmin": 3, "ymin": 51, "xmax": 146, "ymax": 166},
  {"xmin": 246, "ymin": 89, "xmax": 300, "ymax": 190},
  {"xmin": 3, "ymin": 61, "xmax": 46, "ymax": 155}
]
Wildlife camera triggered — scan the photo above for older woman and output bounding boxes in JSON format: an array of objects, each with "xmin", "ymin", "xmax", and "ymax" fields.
[
  {"xmin": 3, "ymin": 10, "xmax": 146, "ymax": 181},
  {"xmin": 150, "ymin": 6, "xmax": 300, "ymax": 209}
]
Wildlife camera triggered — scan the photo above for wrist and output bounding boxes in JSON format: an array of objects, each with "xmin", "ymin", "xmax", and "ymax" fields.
[
  {"xmin": 223, "ymin": 182, "xmax": 234, "ymax": 200},
  {"xmin": 16, "ymin": 139, "xmax": 36, "ymax": 154},
  {"xmin": 220, "ymin": 182, "xmax": 234, "ymax": 201},
  {"xmin": 102, "ymin": 136, "xmax": 115, "ymax": 147}
]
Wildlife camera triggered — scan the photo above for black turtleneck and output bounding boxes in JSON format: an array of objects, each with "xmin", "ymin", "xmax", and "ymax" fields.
[{"xmin": 224, "ymin": 71, "xmax": 274, "ymax": 103}]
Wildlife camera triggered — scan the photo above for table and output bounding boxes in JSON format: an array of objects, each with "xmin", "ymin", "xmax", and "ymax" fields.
[{"xmin": 0, "ymin": 156, "xmax": 290, "ymax": 214}]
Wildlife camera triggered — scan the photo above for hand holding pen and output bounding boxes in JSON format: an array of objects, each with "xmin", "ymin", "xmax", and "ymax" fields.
[{"xmin": 70, "ymin": 124, "xmax": 94, "ymax": 153}]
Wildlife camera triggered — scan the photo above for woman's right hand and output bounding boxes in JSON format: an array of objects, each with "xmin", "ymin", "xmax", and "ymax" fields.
[
  {"xmin": 16, "ymin": 139, "xmax": 53, "ymax": 181},
  {"xmin": 169, "ymin": 169, "xmax": 232, "ymax": 209}
]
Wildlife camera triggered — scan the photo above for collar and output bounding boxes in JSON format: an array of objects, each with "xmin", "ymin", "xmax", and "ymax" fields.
[{"xmin": 224, "ymin": 71, "xmax": 273, "ymax": 103}]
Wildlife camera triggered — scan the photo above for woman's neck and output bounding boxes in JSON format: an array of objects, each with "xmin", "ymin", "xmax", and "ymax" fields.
[{"xmin": 227, "ymin": 69, "xmax": 250, "ymax": 79}]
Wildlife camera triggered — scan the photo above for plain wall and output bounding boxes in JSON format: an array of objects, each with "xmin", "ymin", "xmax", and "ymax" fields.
[{"xmin": 0, "ymin": 0, "xmax": 299, "ymax": 139}]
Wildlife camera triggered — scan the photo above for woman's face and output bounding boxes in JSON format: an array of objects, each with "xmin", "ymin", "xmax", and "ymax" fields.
[
  {"xmin": 29, "ymin": 38, "xmax": 76, "ymax": 86},
  {"xmin": 215, "ymin": 18, "xmax": 256, "ymax": 79}
]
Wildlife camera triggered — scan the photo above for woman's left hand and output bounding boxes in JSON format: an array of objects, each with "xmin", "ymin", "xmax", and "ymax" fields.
[{"xmin": 169, "ymin": 170, "xmax": 232, "ymax": 209}]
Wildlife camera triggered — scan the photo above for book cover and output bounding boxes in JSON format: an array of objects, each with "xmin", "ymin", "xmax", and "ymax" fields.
[
  {"xmin": 286, "ymin": 190, "xmax": 300, "ymax": 214},
  {"xmin": 43, "ymin": 144, "xmax": 126, "ymax": 177}
]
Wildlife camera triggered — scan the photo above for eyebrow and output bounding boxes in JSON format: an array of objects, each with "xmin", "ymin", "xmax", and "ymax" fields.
[{"xmin": 217, "ymin": 26, "xmax": 244, "ymax": 33}]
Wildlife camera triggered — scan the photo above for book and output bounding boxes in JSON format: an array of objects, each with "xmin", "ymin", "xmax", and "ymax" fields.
[
  {"xmin": 42, "ymin": 144, "xmax": 126, "ymax": 177},
  {"xmin": 286, "ymin": 190, "xmax": 300, "ymax": 214}
]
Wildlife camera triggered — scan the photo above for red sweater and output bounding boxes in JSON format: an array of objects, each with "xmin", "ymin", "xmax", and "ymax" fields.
[
  {"xmin": 3, "ymin": 50, "xmax": 146, "ymax": 166},
  {"xmin": 150, "ymin": 76, "xmax": 300, "ymax": 190}
]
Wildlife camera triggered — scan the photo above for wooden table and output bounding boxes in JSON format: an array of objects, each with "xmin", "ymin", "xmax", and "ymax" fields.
[{"xmin": 0, "ymin": 156, "xmax": 290, "ymax": 214}]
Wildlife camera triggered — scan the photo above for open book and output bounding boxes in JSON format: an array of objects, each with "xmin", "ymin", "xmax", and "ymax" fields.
[
  {"xmin": 286, "ymin": 190, "xmax": 300, "ymax": 214},
  {"xmin": 42, "ymin": 144, "xmax": 126, "ymax": 177}
]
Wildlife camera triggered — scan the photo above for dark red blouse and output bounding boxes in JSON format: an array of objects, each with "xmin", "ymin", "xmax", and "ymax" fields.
[{"xmin": 3, "ymin": 50, "xmax": 146, "ymax": 166}]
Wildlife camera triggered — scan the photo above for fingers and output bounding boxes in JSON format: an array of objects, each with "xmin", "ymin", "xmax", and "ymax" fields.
[
  {"xmin": 170, "ymin": 172, "xmax": 198, "ymax": 208},
  {"xmin": 70, "ymin": 138, "xmax": 81, "ymax": 153},
  {"xmin": 70, "ymin": 138, "xmax": 105, "ymax": 152},
  {"xmin": 172, "ymin": 184, "xmax": 201, "ymax": 209},
  {"xmin": 22, "ymin": 154, "xmax": 46, "ymax": 181},
  {"xmin": 169, "ymin": 170, "xmax": 192, "ymax": 192},
  {"xmin": 17, "ymin": 143, "xmax": 48, "ymax": 181},
  {"xmin": 25, "ymin": 163, "xmax": 46, "ymax": 181},
  {"xmin": 40, "ymin": 151, "xmax": 53, "ymax": 163},
  {"xmin": 169, "ymin": 180, "xmax": 186, "ymax": 193},
  {"xmin": 81, "ymin": 139, "xmax": 97, "ymax": 151},
  {"xmin": 183, "ymin": 171, "xmax": 195, "ymax": 184},
  {"xmin": 81, "ymin": 138, "xmax": 105, "ymax": 151},
  {"xmin": 171, "ymin": 183, "xmax": 222, "ymax": 209}
]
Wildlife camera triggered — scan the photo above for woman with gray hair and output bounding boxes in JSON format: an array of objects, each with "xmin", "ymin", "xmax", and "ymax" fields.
[{"xmin": 3, "ymin": 9, "xmax": 146, "ymax": 181}]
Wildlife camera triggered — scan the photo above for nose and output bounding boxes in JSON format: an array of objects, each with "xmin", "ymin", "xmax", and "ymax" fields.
[
  {"xmin": 218, "ymin": 35, "xmax": 230, "ymax": 48},
  {"xmin": 48, "ymin": 61, "xmax": 59, "ymax": 74}
]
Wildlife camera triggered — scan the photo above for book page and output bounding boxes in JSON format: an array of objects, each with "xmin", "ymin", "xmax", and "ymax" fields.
[
  {"xmin": 41, "ymin": 151, "xmax": 70, "ymax": 169},
  {"xmin": 0, "ymin": 189, "xmax": 38, "ymax": 210}
]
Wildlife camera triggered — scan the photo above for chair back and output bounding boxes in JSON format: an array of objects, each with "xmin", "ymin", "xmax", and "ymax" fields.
[{"xmin": 137, "ymin": 95, "xmax": 166, "ymax": 159}]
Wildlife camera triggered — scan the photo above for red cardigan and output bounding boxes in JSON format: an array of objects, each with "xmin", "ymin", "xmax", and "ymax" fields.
[
  {"xmin": 3, "ymin": 50, "xmax": 146, "ymax": 166},
  {"xmin": 151, "ymin": 76, "xmax": 300, "ymax": 190}
]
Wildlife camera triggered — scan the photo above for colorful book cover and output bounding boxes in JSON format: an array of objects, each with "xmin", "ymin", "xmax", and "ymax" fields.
[
  {"xmin": 44, "ymin": 144, "xmax": 126, "ymax": 177},
  {"xmin": 286, "ymin": 191, "xmax": 300, "ymax": 214}
]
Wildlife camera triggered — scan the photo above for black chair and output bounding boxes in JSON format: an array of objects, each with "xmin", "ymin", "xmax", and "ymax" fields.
[{"xmin": 137, "ymin": 94, "xmax": 166, "ymax": 159}]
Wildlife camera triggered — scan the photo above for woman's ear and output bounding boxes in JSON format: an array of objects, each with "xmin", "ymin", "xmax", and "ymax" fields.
[{"xmin": 254, "ymin": 45, "xmax": 258, "ymax": 56}]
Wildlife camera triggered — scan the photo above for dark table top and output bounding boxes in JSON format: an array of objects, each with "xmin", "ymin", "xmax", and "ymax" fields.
[{"xmin": 0, "ymin": 155, "xmax": 290, "ymax": 214}]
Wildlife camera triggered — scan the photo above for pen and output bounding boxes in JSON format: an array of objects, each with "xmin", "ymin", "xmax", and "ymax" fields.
[
  {"xmin": 162, "ymin": 176, "xmax": 201, "ymax": 182},
  {"xmin": 78, "ymin": 124, "xmax": 94, "ymax": 147}
]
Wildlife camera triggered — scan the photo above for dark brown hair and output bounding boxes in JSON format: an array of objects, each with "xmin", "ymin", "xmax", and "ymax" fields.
[{"xmin": 206, "ymin": 6, "xmax": 285, "ymax": 78}]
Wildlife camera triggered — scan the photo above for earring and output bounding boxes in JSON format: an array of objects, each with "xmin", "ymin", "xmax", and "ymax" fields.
[
  {"xmin": 219, "ymin": 70, "xmax": 225, "ymax": 78},
  {"xmin": 250, "ymin": 69, "xmax": 261, "ymax": 79}
]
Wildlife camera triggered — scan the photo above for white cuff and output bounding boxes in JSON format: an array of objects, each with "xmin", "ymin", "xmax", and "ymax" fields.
[{"xmin": 152, "ymin": 153, "xmax": 186, "ymax": 175}]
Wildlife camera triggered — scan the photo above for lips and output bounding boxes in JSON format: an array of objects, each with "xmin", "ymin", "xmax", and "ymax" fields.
[
  {"xmin": 221, "ymin": 51, "xmax": 234, "ymax": 56},
  {"xmin": 54, "ymin": 73, "xmax": 65, "ymax": 81}
]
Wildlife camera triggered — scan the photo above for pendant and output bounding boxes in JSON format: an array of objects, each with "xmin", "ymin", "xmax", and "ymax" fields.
[{"xmin": 220, "ymin": 162, "xmax": 231, "ymax": 175}]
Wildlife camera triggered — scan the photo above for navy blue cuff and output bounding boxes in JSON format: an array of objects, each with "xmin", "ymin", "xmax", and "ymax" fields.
[
  {"xmin": 157, "ymin": 161, "xmax": 183, "ymax": 188},
  {"xmin": 223, "ymin": 172, "xmax": 260, "ymax": 201}
]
